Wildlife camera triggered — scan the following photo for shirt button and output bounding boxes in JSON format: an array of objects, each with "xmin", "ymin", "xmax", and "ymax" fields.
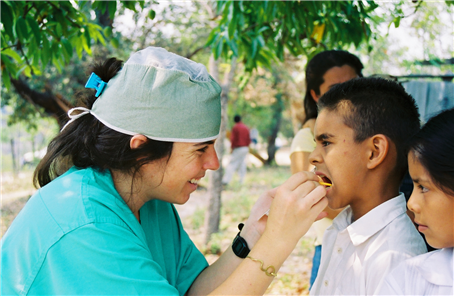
[
  {"xmin": 337, "ymin": 247, "xmax": 342, "ymax": 254},
  {"xmin": 324, "ymin": 280, "xmax": 329, "ymax": 287}
]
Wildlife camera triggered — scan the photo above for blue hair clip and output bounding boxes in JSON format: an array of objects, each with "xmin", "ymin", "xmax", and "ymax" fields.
[{"xmin": 85, "ymin": 73, "xmax": 107, "ymax": 97}]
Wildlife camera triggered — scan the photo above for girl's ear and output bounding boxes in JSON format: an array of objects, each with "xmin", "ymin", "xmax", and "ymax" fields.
[
  {"xmin": 130, "ymin": 135, "xmax": 148, "ymax": 150},
  {"xmin": 310, "ymin": 89, "xmax": 321, "ymax": 103},
  {"xmin": 366, "ymin": 134, "xmax": 389, "ymax": 170}
]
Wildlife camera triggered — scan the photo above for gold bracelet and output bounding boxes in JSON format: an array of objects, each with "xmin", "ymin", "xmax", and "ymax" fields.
[{"xmin": 246, "ymin": 255, "xmax": 277, "ymax": 277}]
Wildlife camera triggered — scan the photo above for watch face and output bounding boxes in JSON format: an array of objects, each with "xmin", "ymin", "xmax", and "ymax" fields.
[{"xmin": 233, "ymin": 234, "xmax": 249, "ymax": 258}]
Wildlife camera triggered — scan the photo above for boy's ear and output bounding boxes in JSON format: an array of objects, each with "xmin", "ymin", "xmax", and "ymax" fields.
[
  {"xmin": 310, "ymin": 89, "xmax": 320, "ymax": 103},
  {"xmin": 366, "ymin": 134, "xmax": 389, "ymax": 170}
]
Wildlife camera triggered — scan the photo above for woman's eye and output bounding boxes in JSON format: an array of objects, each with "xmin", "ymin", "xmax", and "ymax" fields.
[
  {"xmin": 197, "ymin": 146, "xmax": 208, "ymax": 153},
  {"xmin": 418, "ymin": 184, "xmax": 429, "ymax": 193}
]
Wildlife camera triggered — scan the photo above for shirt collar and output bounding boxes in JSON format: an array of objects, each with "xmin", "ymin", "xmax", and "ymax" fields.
[
  {"xmin": 417, "ymin": 248, "xmax": 453, "ymax": 286},
  {"xmin": 333, "ymin": 194, "xmax": 408, "ymax": 246}
]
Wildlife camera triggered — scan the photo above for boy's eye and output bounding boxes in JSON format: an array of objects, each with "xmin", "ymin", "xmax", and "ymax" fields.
[
  {"xmin": 322, "ymin": 141, "xmax": 331, "ymax": 147},
  {"xmin": 418, "ymin": 184, "xmax": 428, "ymax": 193}
]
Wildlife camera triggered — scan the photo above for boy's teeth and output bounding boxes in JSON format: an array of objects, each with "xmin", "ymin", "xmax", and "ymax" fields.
[{"xmin": 190, "ymin": 179, "xmax": 198, "ymax": 184}]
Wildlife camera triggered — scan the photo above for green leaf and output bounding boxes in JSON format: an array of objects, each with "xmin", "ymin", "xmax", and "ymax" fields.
[
  {"xmin": 108, "ymin": 1, "xmax": 117, "ymax": 20},
  {"xmin": 18, "ymin": 64, "xmax": 32, "ymax": 77},
  {"xmin": 205, "ymin": 29, "xmax": 219, "ymax": 47},
  {"xmin": 2, "ymin": 68, "xmax": 12, "ymax": 90},
  {"xmin": 75, "ymin": 35, "xmax": 84, "ymax": 58},
  {"xmin": 251, "ymin": 38, "xmax": 258, "ymax": 58},
  {"xmin": 15, "ymin": 16, "xmax": 29, "ymax": 42},
  {"xmin": 62, "ymin": 39, "xmax": 73, "ymax": 58},
  {"xmin": 103, "ymin": 26, "xmax": 113, "ymax": 38},
  {"xmin": 122, "ymin": 0, "xmax": 137, "ymax": 11},
  {"xmin": 226, "ymin": 39, "xmax": 238, "ymax": 56},
  {"xmin": 111, "ymin": 37, "xmax": 120, "ymax": 49},
  {"xmin": 215, "ymin": 37, "xmax": 224, "ymax": 59},
  {"xmin": 1, "ymin": 1, "xmax": 15, "ymax": 40},
  {"xmin": 41, "ymin": 38, "xmax": 50, "ymax": 67},
  {"xmin": 393, "ymin": 17, "xmax": 401, "ymax": 28},
  {"xmin": 92, "ymin": 1, "xmax": 107, "ymax": 14},
  {"xmin": 227, "ymin": 3, "xmax": 237, "ymax": 40},
  {"xmin": 148, "ymin": 9, "xmax": 156, "ymax": 20},
  {"xmin": 26, "ymin": 16, "xmax": 42, "ymax": 45},
  {"xmin": 1, "ymin": 48, "xmax": 22, "ymax": 63}
]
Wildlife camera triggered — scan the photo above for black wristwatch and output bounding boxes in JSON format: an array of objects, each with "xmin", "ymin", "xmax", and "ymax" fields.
[{"xmin": 232, "ymin": 223, "xmax": 250, "ymax": 258}]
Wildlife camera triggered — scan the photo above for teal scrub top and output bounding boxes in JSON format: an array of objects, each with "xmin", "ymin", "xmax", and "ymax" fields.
[{"xmin": 1, "ymin": 167, "xmax": 208, "ymax": 295}]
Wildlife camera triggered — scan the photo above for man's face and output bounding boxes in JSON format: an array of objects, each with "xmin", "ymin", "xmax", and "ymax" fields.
[{"xmin": 309, "ymin": 109, "xmax": 369, "ymax": 210}]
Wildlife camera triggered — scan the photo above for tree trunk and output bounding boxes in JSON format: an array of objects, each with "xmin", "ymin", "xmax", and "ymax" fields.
[
  {"xmin": 10, "ymin": 138, "xmax": 17, "ymax": 176},
  {"xmin": 203, "ymin": 55, "xmax": 237, "ymax": 245},
  {"xmin": 266, "ymin": 93, "xmax": 283, "ymax": 166},
  {"xmin": 204, "ymin": 55, "xmax": 222, "ymax": 244}
]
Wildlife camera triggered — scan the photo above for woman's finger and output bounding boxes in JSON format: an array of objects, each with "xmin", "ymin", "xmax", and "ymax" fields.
[
  {"xmin": 301, "ymin": 184, "xmax": 327, "ymax": 208},
  {"xmin": 280, "ymin": 171, "xmax": 319, "ymax": 191}
]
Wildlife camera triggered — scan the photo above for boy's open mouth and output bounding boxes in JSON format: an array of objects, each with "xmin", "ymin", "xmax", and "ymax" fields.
[{"xmin": 318, "ymin": 174, "xmax": 333, "ymax": 187}]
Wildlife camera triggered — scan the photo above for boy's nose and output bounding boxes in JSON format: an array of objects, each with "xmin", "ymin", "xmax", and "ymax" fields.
[{"xmin": 309, "ymin": 147, "xmax": 321, "ymax": 166}]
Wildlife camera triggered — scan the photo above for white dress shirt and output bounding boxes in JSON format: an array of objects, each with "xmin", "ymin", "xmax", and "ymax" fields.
[
  {"xmin": 310, "ymin": 194, "xmax": 427, "ymax": 295},
  {"xmin": 379, "ymin": 247, "xmax": 453, "ymax": 295}
]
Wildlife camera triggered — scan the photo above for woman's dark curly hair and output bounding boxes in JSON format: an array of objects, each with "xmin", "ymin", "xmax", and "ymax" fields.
[{"xmin": 34, "ymin": 58, "xmax": 173, "ymax": 188}]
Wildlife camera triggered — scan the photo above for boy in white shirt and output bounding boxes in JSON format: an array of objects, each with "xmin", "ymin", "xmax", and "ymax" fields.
[{"xmin": 309, "ymin": 77, "xmax": 427, "ymax": 295}]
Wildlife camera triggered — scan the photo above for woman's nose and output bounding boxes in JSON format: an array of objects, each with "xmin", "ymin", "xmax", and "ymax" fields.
[{"xmin": 204, "ymin": 146, "xmax": 220, "ymax": 171}]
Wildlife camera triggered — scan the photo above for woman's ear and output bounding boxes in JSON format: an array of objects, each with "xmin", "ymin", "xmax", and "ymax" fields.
[
  {"xmin": 310, "ymin": 89, "xmax": 320, "ymax": 103},
  {"xmin": 130, "ymin": 135, "xmax": 148, "ymax": 150},
  {"xmin": 366, "ymin": 134, "xmax": 389, "ymax": 170}
]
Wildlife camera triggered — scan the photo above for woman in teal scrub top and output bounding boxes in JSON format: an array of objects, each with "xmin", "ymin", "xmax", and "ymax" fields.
[{"xmin": 1, "ymin": 47, "xmax": 329, "ymax": 295}]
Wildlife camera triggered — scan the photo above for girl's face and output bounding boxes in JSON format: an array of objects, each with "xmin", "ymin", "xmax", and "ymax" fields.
[{"xmin": 407, "ymin": 151, "xmax": 454, "ymax": 249}]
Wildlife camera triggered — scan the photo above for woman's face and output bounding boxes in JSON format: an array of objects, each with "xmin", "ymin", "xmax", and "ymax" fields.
[
  {"xmin": 140, "ymin": 140, "xmax": 219, "ymax": 205},
  {"xmin": 407, "ymin": 151, "xmax": 454, "ymax": 249},
  {"xmin": 311, "ymin": 64, "xmax": 359, "ymax": 102}
]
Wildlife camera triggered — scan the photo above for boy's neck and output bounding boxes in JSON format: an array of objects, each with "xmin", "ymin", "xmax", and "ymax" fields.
[{"xmin": 349, "ymin": 189, "xmax": 400, "ymax": 222}]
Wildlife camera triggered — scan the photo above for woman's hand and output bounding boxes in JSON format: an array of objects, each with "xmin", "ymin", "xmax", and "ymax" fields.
[
  {"xmin": 263, "ymin": 171, "xmax": 328, "ymax": 251},
  {"xmin": 239, "ymin": 188, "xmax": 275, "ymax": 248},
  {"xmin": 240, "ymin": 171, "xmax": 328, "ymax": 250}
]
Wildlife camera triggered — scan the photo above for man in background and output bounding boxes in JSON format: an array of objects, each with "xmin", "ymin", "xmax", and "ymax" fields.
[{"xmin": 222, "ymin": 115, "xmax": 251, "ymax": 186}]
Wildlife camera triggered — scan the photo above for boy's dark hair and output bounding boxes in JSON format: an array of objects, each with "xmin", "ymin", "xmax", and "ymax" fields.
[
  {"xmin": 34, "ymin": 58, "xmax": 173, "ymax": 188},
  {"xmin": 234, "ymin": 115, "xmax": 241, "ymax": 123},
  {"xmin": 304, "ymin": 50, "xmax": 364, "ymax": 122},
  {"xmin": 318, "ymin": 77, "xmax": 420, "ymax": 179},
  {"xmin": 408, "ymin": 108, "xmax": 454, "ymax": 195}
]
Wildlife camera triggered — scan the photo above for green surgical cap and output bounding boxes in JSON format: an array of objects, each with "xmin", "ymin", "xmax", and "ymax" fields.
[{"xmin": 91, "ymin": 47, "xmax": 222, "ymax": 142}]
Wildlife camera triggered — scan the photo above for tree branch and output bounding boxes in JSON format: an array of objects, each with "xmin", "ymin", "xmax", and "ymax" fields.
[
  {"xmin": 186, "ymin": 45, "xmax": 207, "ymax": 59},
  {"xmin": 10, "ymin": 76, "xmax": 73, "ymax": 127}
]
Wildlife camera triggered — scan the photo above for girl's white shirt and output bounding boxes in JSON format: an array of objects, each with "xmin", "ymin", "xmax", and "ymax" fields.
[{"xmin": 379, "ymin": 247, "xmax": 453, "ymax": 295}]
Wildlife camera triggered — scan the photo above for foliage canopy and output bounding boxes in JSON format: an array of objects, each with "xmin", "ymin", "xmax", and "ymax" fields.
[
  {"xmin": 208, "ymin": 0, "xmax": 378, "ymax": 71},
  {"xmin": 0, "ymin": 0, "xmax": 147, "ymax": 90}
]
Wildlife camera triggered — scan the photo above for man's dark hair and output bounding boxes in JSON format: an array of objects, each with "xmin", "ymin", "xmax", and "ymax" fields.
[
  {"xmin": 304, "ymin": 50, "xmax": 364, "ymax": 122},
  {"xmin": 234, "ymin": 115, "xmax": 241, "ymax": 123},
  {"xmin": 318, "ymin": 77, "xmax": 420, "ymax": 179}
]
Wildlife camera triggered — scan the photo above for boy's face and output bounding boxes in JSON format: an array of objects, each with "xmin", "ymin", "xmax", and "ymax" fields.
[{"xmin": 309, "ymin": 109, "xmax": 369, "ymax": 210}]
